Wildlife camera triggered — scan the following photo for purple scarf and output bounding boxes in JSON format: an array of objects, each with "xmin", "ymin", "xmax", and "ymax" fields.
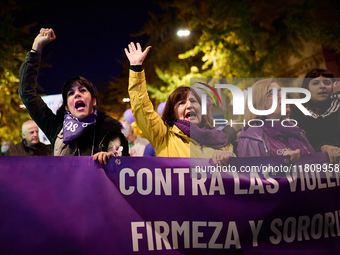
[
  {"xmin": 63, "ymin": 110, "xmax": 97, "ymax": 144},
  {"xmin": 261, "ymin": 120, "xmax": 314, "ymax": 154},
  {"xmin": 168, "ymin": 119, "xmax": 228, "ymax": 149}
]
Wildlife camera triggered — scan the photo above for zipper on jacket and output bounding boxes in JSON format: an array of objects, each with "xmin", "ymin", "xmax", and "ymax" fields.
[{"xmin": 260, "ymin": 138, "xmax": 269, "ymax": 153}]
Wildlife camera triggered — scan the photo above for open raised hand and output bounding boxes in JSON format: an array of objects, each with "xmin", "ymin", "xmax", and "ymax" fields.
[{"xmin": 124, "ymin": 42, "xmax": 151, "ymax": 65}]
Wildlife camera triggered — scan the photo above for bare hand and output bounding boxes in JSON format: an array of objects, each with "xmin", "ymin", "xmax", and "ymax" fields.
[
  {"xmin": 31, "ymin": 28, "xmax": 56, "ymax": 53},
  {"xmin": 321, "ymin": 145, "xmax": 340, "ymax": 164},
  {"xmin": 124, "ymin": 42, "xmax": 151, "ymax": 65},
  {"xmin": 333, "ymin": 81, "xmax": 340, "ymax": 94},
  {"xmin": 93, "ymin": 151, "xmax": 115, "ymax": 165},
  {"xmin": 283, "ymin": 149, "xmax": 300, "ymax": 164},
  {"xmin": 212, "ymin": 151, "xmax": 236, "ymax": 165}
]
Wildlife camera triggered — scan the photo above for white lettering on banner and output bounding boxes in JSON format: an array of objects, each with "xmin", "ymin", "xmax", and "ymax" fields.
[
  {"xmin": 285, "ymin": 164, "xmax": 340, "ymax": 192},
  {"xmin": 131, "ymin": 212, "xmax": 340, "ymax": 252},
  {"xmin": 120, "ymin": 168, "xmax": 227, "ymax": 196},
  {"xmin": 154, "ymin": 221, "xmax": 172, "ymax": 250},
  {"xmin": 146, "ymin": 221, "xmax": 154, "ymax": 251},
  {"xmin": 191, "ymin": 170, "xmax": 226, "ymax": 195},
  {"xmin": 131, "ymin": 220, "xmax": 241, "ymax": 252},
  {"xmin": 120, "ymin": 166, "xmax": 340, "ymax": 196},
  {"xmin": 249, "ymin": 220, "xmax": 263, "ymax": 247},
  {"xmin": 119, "ymin": 168, "xmax": 190, "ymax": 196},
  {"xmin": 155, "ymin": 168, "xmax": 172, "ymax": 195},
  {"xmin": 131, "ymin": 222, "xmax": 144, "ymax": 252},
  {"xmin": 232, "ymin": 171, "xmax": 280, "ymax": 195},
  {"xmin": 172, "ymin": 221, "xmax": 190, "ymax": 249},
  {"xmin": 269, "ymin": 210, "xmax": 340, "ymax": 245}
]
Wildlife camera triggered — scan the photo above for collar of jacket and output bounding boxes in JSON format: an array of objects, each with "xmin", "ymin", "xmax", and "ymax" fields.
[
  {"xmin": 22, "ymin": 140, "xmax": 39, "ymax": 153},
  {"xmin": 95, "ymin": 112, "xmax": 122, "ymax": 140},
  {"xmin": 169, "ymin": 124, "xmax": 191, "ymax": 142}
]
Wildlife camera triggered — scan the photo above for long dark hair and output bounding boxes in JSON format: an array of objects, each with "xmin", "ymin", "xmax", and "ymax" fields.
[{"xmin": 57, "ymin": 76, "xmax": 99, "ymax": 114}]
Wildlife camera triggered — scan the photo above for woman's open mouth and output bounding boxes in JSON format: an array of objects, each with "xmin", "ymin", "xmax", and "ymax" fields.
[
  {"xmin": 185, "ymin": 111, "xmax": 196, "ymax": 120},
  {"xmin": 75, "ymin": 100, "xmax": 86, "ymax": 111}
]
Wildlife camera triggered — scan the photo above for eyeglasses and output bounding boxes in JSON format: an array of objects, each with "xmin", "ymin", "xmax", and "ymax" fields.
[
  {"xmin": 309, "ymin": 79, "xmax": 332, "ymax": 86},
  {"xmin": 266, "ymin": 89, "xmax": 281, "ymax": 97}
]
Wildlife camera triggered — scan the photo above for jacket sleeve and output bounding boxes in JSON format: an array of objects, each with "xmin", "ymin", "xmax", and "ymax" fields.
[
  {"xmin": 222, "ymin": 126, "xmax": 236, "ymax": 143},
  {"xmin": 128, "ymin": 70, "xmax": 168, "ymax": 150},
  {"xmin": 19, "ymin": 52, "xmax": 61, "ymax": 143}
]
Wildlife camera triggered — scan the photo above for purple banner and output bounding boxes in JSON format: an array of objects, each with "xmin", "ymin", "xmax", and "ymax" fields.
[{"xmin": 0, "ymin": 154, "xmax": 339, "ymax": 254}]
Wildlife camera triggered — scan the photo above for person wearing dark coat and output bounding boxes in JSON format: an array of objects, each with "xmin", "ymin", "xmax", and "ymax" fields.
[
  {"xmin": 6, "ymin": 120, "xmax": 51, "ymax": 156},
  {"xmin": 19, "ymin": 28, "xmax": 129, "ymax": 164},
  {"xmin": 290, "ymin": 68, "xmax": 340, "ymax": 163}
]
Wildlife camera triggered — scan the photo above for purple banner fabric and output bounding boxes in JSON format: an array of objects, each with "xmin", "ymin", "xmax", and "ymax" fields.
[{"xmin": 0, "ymin": 153, "xmax": 339, "ymax": 254}]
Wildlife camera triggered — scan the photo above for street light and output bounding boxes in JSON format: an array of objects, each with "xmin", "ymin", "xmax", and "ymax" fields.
[{"xmin": 177, "ymin": 29, "xmax": 190, "ymax": 37}]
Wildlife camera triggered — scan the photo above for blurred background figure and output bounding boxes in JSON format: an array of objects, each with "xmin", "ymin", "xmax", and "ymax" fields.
[
  {"xmin": 1, "ymin": 139, "xmax": 14, "ymax": 156},
  {"xmin": 120, "ymin": 121, "xmax": 151, "ymax": 157},
  {"xmin": 6, "ymin": 120, "xmax": 51, "ymax": 156},
  {"xmin": 143, "ymin": 143, "xmax": 156, "ymax": 157},
  {"xmin": 290, "ymin": 68, "xmax": 340, "ymax": 163},
  {"xmin": 238, "ymin": 78, "xmax": 314, "ymax": 164}
]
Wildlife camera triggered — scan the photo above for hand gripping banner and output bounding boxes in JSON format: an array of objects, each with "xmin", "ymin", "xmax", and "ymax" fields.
[{"xmin": 0, "ymin": 153, "xmax": 339, "ymax": 254}]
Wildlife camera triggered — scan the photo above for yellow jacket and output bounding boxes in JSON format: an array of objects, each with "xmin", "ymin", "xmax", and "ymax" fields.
[{"xmin": 128, "ymin": 70, "xmax": 232, "ymax": 157}]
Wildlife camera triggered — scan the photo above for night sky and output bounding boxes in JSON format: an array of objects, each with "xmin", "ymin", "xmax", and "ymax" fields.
[{"xmin": 12, "ymin": 0, "xmax": 160, "ymax": 95}]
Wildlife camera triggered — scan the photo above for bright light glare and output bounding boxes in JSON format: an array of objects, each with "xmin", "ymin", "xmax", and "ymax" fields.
[
  {"xmin": 177, "ymin": 30, "xmax": 190, "ymax": 37},
  {"xmin": 123, "ymin": 98, "xmax": 130, "ymax": 102}
]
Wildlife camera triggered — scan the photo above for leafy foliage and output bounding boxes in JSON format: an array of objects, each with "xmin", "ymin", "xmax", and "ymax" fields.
[
  {"xmin": 133, "ymin": 0, "xmax": 340, "ymax": 99},
  {"xmin": 0, "ymin": 1, "xmax": 36, "ymax": 143}
]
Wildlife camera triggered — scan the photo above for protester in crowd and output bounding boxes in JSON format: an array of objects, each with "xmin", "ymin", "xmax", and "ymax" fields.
[
  {"xmin": 237, "ymin": 78, "xmax": 314, "ymax": 163},
  {"xmin": 143, "ymin": 143, "xmax": 156, "ymax": 157},
  {"xmin": 6, "ymin": 120, "xmax": 51, "ymax": 156},
  {"xmin": 120, "ymin": 120, "xmax": 151, "ymax": 156},
  {"xmin": 1, "ymin": 139, "xmax": 14, "ymax": 156},
  {"xmin": 19, "ymin": 28, "xmax": 128, "ymax": 164},
  {"xmin": 125, "ymin": 42, "xmax": 234, "ymax": 165},
  {"xmin": 290, "ymin": 68, "xmax": 340, "ymax": 163}
]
